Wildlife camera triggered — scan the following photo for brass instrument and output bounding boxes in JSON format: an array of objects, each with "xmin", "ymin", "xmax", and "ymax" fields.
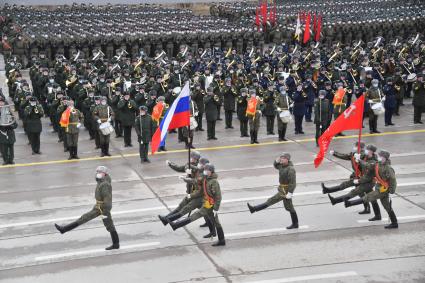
[
  {"xmin": 213, "ymin": 94, "xmax": 220, "ymax": 102},
  {"xmin": 128, "ymin": 102, "xmax": 133, "ymax": 109},
  {"xmin": 349, "ymin": 71, "xmax": 358, "ymax": 84},
  {"xmin": 66, "ymin": 76, "xmax": 77, "ymax": 87},
  {"xmin": 225, "ymin": 47, "xmax": 232, "ymax": 58},
  {"xmin": 34, "ymin": 106, "xmax": 39, "ymax": 114}
]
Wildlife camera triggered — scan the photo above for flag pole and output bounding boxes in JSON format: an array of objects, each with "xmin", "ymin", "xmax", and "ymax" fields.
[
  {"xmin": 357, "ymin": 94, "xmax": 365, "ymax": 154},
  {"xmin": 188, "ymin": 81, "xmax": 191, "ymax": 167}
]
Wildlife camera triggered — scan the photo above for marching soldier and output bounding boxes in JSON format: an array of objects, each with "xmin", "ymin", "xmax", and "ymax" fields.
[
  {"xmin": 413, "ymin": 74, "xmax": 425, "ymax": 124},
  {"xmin": 169, "ymin": 164, "xmax": 226, "ymax": 247},
  {"xmin": 345, "ymin": 150, "xmax": 398, "ymax": 229},
  {"xmin": 24, "ymin": 97, "xmax": 44, "ymax": 155},
  {"xmin": 327, "ymin": 144, "xmax": 382, "ymax": 221},
  {"xmin": 55, "ymin": 166, "xmax": 120, "ymax": 250},
  {"xmin": 63, "ymin": 99, "xmax": 84, "ymax": 160},
  {"xmin": 93, "ymin": 97, "xmax": 114, "ymax": 157},
  {"xmin": 134, "ymin": 105, "xmax": 155, "ymax": 163},
  {"xmin": 247, "ymin": 153, "xmax": 299, "ymax": 230},
  {"xmin": 117, "ymin": 92, "xmax": 137, "ymax": 147},
  {"xmin": 314, "ymin": 90, "xmax": 330, "ymax": 147},
  {"xmin": 322, "ymin": 142, "xmax": 371, "ymax": 214}
]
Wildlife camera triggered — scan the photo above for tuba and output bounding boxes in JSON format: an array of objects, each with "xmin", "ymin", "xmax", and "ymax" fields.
[{"xmin": 0, "ymin": 105, "xmax": 16, "ymax": 126}]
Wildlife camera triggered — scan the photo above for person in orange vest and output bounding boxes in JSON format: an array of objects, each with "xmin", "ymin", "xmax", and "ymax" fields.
[
  {"xmin": 332, "ymin": 82, "xmax": 347, "ymax": 136},
  {"xmin": 345, "ymin": 150, "xmax": 398, "ymax": 229},
  {"xmin": 169, "ymin": 164, "xmax": 225, "ymax": 247},
  {"xmin": 246, "ymin": 89, "xmax": 263, "ymax": 144}
]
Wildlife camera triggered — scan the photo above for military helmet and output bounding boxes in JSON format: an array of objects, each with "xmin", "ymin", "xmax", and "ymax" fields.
[
  {"xmin": 280, "ymin": 152, "xmax": 291, "ymax": 160},
  {"xmin": 199, "ymin": 157, "xmax": 209, "ymax": 165},
  {"xmin": 204, "ymin": 164, "xmax": 215, "ymax": 173},
  {"xmin": 96, "ymin": 165, "xmax": 109, "ymax": 175},
  {"xmin": 378, "ymin": 150, "xmax": 390, "ymax": 160},
  {"xmin": 366, "ymin": 144, "xmax": 377, "ymax": 152},
  {"xmin": 190, "ymin": 150, "xmax": 201, "ymax": 160},
  {"xmin": 355, "ymin": 141, "xmax": 366, "ymax": 149},
  {"xmin": 139, "ymin": 105, "xmax": 148, "ymax": 111}
]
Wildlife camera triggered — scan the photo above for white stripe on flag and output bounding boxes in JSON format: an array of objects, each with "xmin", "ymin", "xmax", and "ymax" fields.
[{"xmin": 159, "ymin": 82, "xmax": 190, "ymax": 141}]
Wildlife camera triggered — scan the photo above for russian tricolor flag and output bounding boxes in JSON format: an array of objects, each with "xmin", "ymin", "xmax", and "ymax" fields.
[{"xmin": 151, "ymin": 82, "xmax": 191, "ymax": 155}]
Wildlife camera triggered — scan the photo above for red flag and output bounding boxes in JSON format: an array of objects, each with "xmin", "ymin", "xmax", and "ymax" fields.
[
  {"xmin": 314, "ymin": 95, "xmax": 365, "ymax": 168},
  {"xmin": 261, "ymin": 1, "xmax": 267, "ymax": 27},
  {"xmin": 303, "ymin": 13, "xmax": 311, "ymax": 44},
  {"xmin": 255, "ymin": 7, "xmax": 260, "ymax": 27},
  {"xmin": 315, "ymin": 14, "xmax": 322, "ymax": 42}
]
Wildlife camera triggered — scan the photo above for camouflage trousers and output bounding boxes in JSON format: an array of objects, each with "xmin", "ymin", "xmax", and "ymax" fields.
[
  {"xmin": 363, "ymin": 190, "xmax": 392, "ymax": 214},
  {"xmin": 346, "ymin": 183, "xmax": 375, "ymax": 199},
  {"xmin": 189, "ymin": 207, "xmax": 222, "ymax": 229},
  {"xmin": 175, "ymin": 196, "xmax": 203, "ymax": 216},
  {"xmin": 265, "ymin": 192, "xmax": 296, "ymax": 213},
  {"xmin": 76, "ymin": 206, "xmax": 116, "ymax": 232}
]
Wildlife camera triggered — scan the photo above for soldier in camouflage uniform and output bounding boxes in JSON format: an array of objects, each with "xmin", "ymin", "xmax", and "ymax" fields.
[
  {"xmin": 55, "ymin": 166, "xmax": 120, "ymax": 250},
  {"xmin": 345, "ymin": 150, "xmax": 398, "ymax": 229},
  {"xmin": 247, "ymin": 153, "xmax": 299, "ymax": 230},
  {"xmin": 170, "ymin": 164, "xmax": 225, "ymax": 247}
]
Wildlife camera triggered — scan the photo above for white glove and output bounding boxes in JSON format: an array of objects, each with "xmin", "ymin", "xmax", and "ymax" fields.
[
  {"xmin": 185, "ymin": 168, "xmax": 192, "ymax": 175},
  {"xmin": 353, "ymin": 179, "xmax": 359, "ymax": 185},
  {"xmin": 285, "ymin": 192, "xmax": 293, "ymax": 199},
  {"xmin": 107, "ymin": 117, "xmax": 112, "ymax": 122},
  {"xmin": 100, "ymin": 214, "xmax": 108, "ymax": 219},
  {"xmin": 165, "ymin": 160, "xmax": 170, "ymax": 166},
  {"xmin": 77, "ymin": 123, "xmax": 81, "ymax": 128},
  {"xmin": 140, "ymin": 140, "xmax": 144, "ymax": 145},
  {"xmin": 97, "ymin": 119, "xmax": 101, "ymax": 124},
  {"xmin": 329, "ymin": 150, "xmax": 335, "ymax": 155},
  {"xmin": 186, "ymin": 194, "xmax": 191, "ymax": 199},
  {"xmin": 257, "ymin": 110, "xmax": 262, "ymax": 116},
  {"xmin": 178, "ymin": 175, "xmax": 185, "ymax": 180},
  {"xmin": 353, "ymin": 153, "xmax": 361, "ymax": 161}
]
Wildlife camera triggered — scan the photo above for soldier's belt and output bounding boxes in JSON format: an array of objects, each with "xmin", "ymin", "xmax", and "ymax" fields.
[
  {"xmin": 69, "ymin": 122, "xmax": 79, "ymax": 125},
  {"xmin": 278, "ymin": 184, "xmax": 288, "ymax": 194}
]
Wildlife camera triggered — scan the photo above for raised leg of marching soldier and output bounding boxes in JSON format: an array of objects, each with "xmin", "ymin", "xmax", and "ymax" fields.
[
  {"xmin": 277, "ymin": 119, "xmax": 287, "ymax": 141},
  {"xmin": 159, "ymin": 197, "xmax": 202, "ymax": 226},
  {"xmin": 55, "ymin": 166, "xmax": 119, "ymax": 250}
]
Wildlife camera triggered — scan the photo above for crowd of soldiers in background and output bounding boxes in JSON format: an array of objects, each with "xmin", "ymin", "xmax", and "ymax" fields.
[{"xmin": 0, "ymin": 1, "xmax": 425, "ymax": 166}]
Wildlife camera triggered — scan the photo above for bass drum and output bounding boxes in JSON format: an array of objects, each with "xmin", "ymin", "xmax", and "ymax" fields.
[
  {"xmin": 190, "ymin": 116, "xmax": 198, "ymax": 129},
  {"xmin": 371, "ymin": 102, "xmax": 385, "ymax": 116},
  {"xmin": 279, "ymin": 110, "xmax": 292, "ymax": 123}
]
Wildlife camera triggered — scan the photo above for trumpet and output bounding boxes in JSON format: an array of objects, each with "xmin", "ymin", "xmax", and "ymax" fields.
[
  {"xmin": 34, "ymin": 106, "xmax": 39, "ymax": 114},
  {"xmin": 128, "ymin": 102, "xmax": 133, "ymax": 109},
  {"xmin": 213, "ymin": 94, "xmax": 220, "ymax": 102}
]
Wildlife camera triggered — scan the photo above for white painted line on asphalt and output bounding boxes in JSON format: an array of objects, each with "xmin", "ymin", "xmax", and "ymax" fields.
[
  {"xmin": 357, "ymin": 214, "xmax": 425, "ymax": 223},
  {"xmin": 2, "ymin": 181, "xmax": 425, "ymax": 230},
  {"xmin": 225, "ymin": 226, "xmax": 309, "ymax": 238},
  {"xmin": 34, "ymin": 241, "xmax": 160, "ymax": 262},
  {"xmin": 245, "ymin": 271, "xmax": 358, "ymax": 283}
]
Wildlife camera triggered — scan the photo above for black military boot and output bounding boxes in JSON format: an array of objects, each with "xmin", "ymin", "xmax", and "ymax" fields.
[
  {"xmin": 344, "ymin": 198, "xmax": 364, "ymax": 208},
  {"xmin": 286, "ymin": 212, "xmax": 299, "ymax": 229},
  {"xmin": 250, "ymin": 131, "xmax": 255, "ymax": 144},
  {"xmin": 100, "ymin": 145, "xmax": 106, "ymax": 157},
  {"xmin": 54, "ymin": 221, "xmax": 79, "ymax": 234},
  {"xmin": 384, "ymin": 210, "xmax": 398, "ymax": 229},
  {"xmin": 199, "ymin": 217, "xmax": 209, "ymax": 228},
  {"xmin": 328, "ymin": 194, "xmax": 347, "ymax": 206},
  {"xmin": 281, "ymin": 127, "xmax": 287, "ymax": 141},
  {"xmin": 322, "ymin": 183, "xmax": 342, "ymax": 194},
  {"xmin": 203, "ymin": 218, "xmax": 217, "ymax": 238},
  {"xmin": 358, "ymin": 202, "xmax": 371, "ymax": 214},
  {"xmin": 170, "ymin": 218, "xmax": 191, "ymax": 231},
  {"xmin": 68, "ymin": 147, "xmax": 74, "ymax": 160},
  {"xmin": 105, "ymin": 231, "xmax": 120, "ymax": 250},
  {"xmin": 368, "ymin": 201, "xmax": 382, "ymax": 221},
  {"xmin": 212, "ymin": 226, "xmax": 226, "ymax": 246},
  {"xmin": 247, "ymin": 202, "xmax": 268, "ymax": 214}
]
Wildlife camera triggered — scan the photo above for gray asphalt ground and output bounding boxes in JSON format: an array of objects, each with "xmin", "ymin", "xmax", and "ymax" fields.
[{"xmin": 0, "ymin": 54, "xmax": 425, "ymax": 283}]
